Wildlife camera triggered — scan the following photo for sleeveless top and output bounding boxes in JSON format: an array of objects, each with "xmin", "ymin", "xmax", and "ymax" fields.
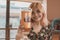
[{"xmin": 27, "ymin": 26, "xmax": 52, "ymax": 40}]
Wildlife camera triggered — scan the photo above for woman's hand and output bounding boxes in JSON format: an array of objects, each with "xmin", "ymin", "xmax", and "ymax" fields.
[{"xmin": 16, "ymin": 25, "xmax": 30, "ymax": 40}]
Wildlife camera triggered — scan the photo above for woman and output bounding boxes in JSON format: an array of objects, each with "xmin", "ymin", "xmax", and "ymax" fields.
[{"xmin": 16, "ymin": 2, "xmax": 51, "ymax": 40}]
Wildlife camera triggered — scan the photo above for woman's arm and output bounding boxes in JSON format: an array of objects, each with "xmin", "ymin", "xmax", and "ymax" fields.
[{"xmin": 16, "ymin": 26, "xmax": 24, "ymax": 40}]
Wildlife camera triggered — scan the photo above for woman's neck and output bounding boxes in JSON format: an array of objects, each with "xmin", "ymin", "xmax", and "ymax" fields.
[
  {"xmin": 34, "ymin": 21, "xmax": 41, "ymax": 26},
  {"xmin": 32, "ymin": 21, "xmax": 42, "ymax": 30},
  {"xmin": 32, "ymin": 21, "xmax": 42, "ymax": 34}
]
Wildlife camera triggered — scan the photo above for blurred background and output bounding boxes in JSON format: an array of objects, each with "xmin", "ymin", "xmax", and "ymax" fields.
[{"xmin": 0, "ymin": 0, "xmax": 60, "ymax": 40}]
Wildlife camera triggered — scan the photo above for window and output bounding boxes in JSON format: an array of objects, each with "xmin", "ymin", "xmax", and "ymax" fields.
[
  {"xmin": 0, "ymin": 0, "xmax": 6, "ymax": 40},
  {"xmin": 0, "ymin": 0, "xmax": 31, "ymax": 39}
]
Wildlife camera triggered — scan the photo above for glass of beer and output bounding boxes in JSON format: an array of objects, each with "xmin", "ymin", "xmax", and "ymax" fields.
[{"xmin": 21, "ymin": 8, "xmax": 32, "ymax": 32}]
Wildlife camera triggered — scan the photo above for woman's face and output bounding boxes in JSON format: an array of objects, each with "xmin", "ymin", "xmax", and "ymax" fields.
[{"xmin": 31, "ymin": 9, "xmax": 43, "ymax": 22}]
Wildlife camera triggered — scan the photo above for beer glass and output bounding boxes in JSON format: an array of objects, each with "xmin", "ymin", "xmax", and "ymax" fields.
[{"xmin": 21, "ymin": 8, "xmax": 32, "ymax": 32}]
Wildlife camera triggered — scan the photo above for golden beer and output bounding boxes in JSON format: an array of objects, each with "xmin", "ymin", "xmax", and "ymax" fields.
[{"xmin": 21, "ymin": 8, "xmax": 32, "ymax": 32}]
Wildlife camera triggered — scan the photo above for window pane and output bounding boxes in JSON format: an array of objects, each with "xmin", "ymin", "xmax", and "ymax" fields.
[
  {"xmin": 0, "ymin": 0, "xmax": 6, "ymax": 28},
  {"xmin": 0, "ymin": 30, "xmax": 5, "ymax": 38},
  {"xmin": 0, "ymin": 17, "xmax": 6, "ymax": 28},
  {"xmin": 10, "ymin": 39, "xmax": 15, "ymax": 40},
  {"xmin": 10, "ymin": 18, "xmax": 20, "ymax": 28},
  {"xmin": 10, "ymin": 30, "xmax": 17, "ymax": 38},
  {"xmin": 0, "ymin": 39, "xmax": 5, "ymax": 40}
]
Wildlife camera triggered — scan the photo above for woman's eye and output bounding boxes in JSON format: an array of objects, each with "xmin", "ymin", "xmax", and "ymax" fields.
[
  {"xmin": 36, "ymin": 10, "xmax": 40, "ymax": 13},
  {"xmin": 32, "ymin": 11, "xmax": 35, "ymax": 15}
]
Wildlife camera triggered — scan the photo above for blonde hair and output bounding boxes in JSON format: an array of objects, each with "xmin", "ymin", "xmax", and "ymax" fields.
[{"xmin": 30, "ymin": 2, "xmax": 49, "ymax": 26}]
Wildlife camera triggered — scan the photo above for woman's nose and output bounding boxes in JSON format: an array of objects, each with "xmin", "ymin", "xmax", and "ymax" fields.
[{"xmin": 35, "ymin": 13, "xmax": 38, "ymax": 17}]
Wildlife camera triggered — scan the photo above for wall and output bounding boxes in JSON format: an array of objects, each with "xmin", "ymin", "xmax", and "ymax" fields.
[{"xmin": 47, "ymin": 0, "xmax": 60, "ymax": 20}]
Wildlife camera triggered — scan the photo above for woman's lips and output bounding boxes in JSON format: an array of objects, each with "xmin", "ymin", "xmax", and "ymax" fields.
[
  {"xmin": 34, "ymin": 17, "xmax": 38, "ymax": 19},
  {"xmin": 34, "ymin": 16, "xmax": 41, "ymax": 19}
]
